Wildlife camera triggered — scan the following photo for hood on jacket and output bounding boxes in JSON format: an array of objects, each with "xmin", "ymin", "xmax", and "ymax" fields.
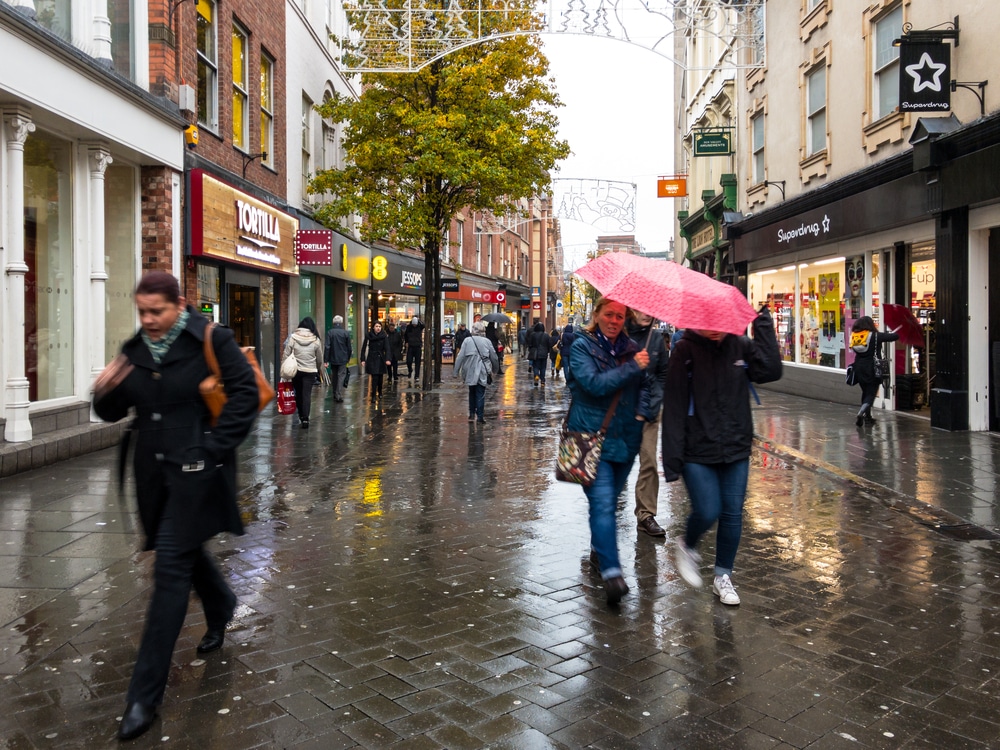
[
  {"xmin": 292, "ymin": 328, "xmax": 319, "ymax": 342},
  {"xmin": 533, "ymin": 322, "xmax": 545, "ymax": 332}
]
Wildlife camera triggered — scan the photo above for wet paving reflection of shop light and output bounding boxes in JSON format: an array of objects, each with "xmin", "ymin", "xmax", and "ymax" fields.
[{"xmin": 363, "ymin": 471, "xmax": 384, "ymax": 516}]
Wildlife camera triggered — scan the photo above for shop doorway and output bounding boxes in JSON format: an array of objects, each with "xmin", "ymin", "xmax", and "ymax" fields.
[
  {"xmin": 227, "ymin": 284, "xmax": 259, "ymax": 349},
  {"xmin": 906, "ymin": 244, "xmax": 935, "ymax": 412},
  {"xmin": 989, "ymin": 230, "xmax": 1000, "ymax": 432}
]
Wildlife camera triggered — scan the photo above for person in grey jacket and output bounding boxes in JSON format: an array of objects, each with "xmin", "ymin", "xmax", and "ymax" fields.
[
  {"xmin": 324, "ymin": 315, "xmax": 352, "ymax": 403},
  {"xmin": 627, "ymin": 313, "xmax": 670, "ymax": 537},
  {"xmin": 454, "ymin": 321, "xmax": 498, "ymax": 423},
  {"xmin": 663, "ymin": 306, "xmax": 782, "ymax": 606},
  {"xmin": 283, "ymin": 317, "xmax": 323, "ymax": 428}
]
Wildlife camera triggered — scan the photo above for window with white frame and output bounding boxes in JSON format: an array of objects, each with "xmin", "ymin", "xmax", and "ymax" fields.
[
  {"xmin": 260, "ymin": 53, "xmax": 274, "ymax": 166},
  {"xmin": 487, "ymin": 235, "xmax": 493, "ymax": 274},
  {"xmin": 751, "ymin": 112, "xmax": 765, "ymax": 184},
  {"xmin": 873, "ymin": 5, "xmax": 902, "ymax": 120},
  {"xmin": 456, "ymin": 220, "xmax": 464, "ymax": 263},
  {"xmin": 806, "ymin": 66, "xmax": 826, "ymax": 156},
  {"xmin": 442, "ymin": 229, "xmax": 450, "ymax": 263},
  {"xmin": 196, "ymin": 0, "xmax": 218, "ymax": 131},
  {"xmin": 232, "ymin": 24, "xmax": 249, "ymax": 149},
  {"xmin": 476, "ymin": 231, "xmax": 482, "ymax": 273},
  {"xmin": 302, "ymin": 95, "xmax": 313, "ymax": 200}
]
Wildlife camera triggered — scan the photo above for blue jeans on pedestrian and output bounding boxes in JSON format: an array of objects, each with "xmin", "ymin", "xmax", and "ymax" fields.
[
  {"xmin": 584, "ymin": 459, "xmax": 634, "ymax": 580},
  {"xmin": 468, "ymin": 384, "xmax": 485, "ymax": 420},
  {"xmin": 532, "ymin": 358, "xmax": 548, "ymax": 382},
  {"xmin": 682, "ymin": 459, "xmax": 750, "ymax": 577}
]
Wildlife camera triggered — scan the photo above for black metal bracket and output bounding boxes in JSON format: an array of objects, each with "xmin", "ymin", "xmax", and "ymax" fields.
[
  {"xmin": 241, "ymin": 152, "xmax": 268, "ymax": 178},
  {"xmin": 951, "ymin": 80, "xmax": 988, "ymax": 116},
  {"xmin": 763, "ymin": 180, "xmax": 786, "ymax": 200}
]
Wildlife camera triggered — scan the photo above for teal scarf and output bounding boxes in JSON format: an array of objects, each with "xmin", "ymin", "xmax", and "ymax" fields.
[{"xmin": 142, "ymin": 309, "xmax": 190, "ymax": 364}]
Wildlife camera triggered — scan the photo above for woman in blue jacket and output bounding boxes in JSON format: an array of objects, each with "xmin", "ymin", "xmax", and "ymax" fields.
[{"xmin": 566, "ymin": 298, "xmax": 649, "ymax": 604}]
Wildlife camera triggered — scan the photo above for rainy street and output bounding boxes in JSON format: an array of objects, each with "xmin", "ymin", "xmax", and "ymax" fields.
[{"xmin": 1, "ymin": 365, "xmax": 1000, "ymax": 749}]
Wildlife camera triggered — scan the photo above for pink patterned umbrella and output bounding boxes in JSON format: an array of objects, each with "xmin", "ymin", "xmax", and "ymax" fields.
[{"xmin": 576, "ymin": 253, "xmax": 757, "ymax": 335}]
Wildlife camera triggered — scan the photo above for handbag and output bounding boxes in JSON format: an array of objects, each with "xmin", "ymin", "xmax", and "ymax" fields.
[
  {"xmin": 200, "ymin": 323, "xmax": 276, "ymax": 426},
  {"xmin": 845, "ymin": 363, "xmax": 858, "ymax": 386},
  {"xmin": 477, "ymin": 345, "xmax": 493, "ymax": 385},
  {"xmin": 555, "ymin": 391, "xmax": 622, "ymax": 486},
  {"xmin": 280, "ymin": 352, "xmax": 298, "ymax": 380},
  {"xmin": 276, "ymin": 381, "xmax": 297, "ymax": 415}
]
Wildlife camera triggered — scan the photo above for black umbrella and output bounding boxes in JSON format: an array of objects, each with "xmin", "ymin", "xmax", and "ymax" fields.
[{"xmin": 481, "ymin": 312, "xmax": 513, "ymax": 324}]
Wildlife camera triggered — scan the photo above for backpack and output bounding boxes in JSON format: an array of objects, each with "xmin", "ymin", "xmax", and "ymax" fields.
[{"xmin": 850, "ymin": 329, "xmax": 873, "ymax": 354}]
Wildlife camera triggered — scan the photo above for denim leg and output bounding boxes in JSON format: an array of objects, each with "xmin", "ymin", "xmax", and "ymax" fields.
[
  {"xmin": 473, "ymin": 384, "xmax": 486, "ymax": 419},
  {"xmin": 681, "ymin": 462, "xmax": 722, "ymax": 551},
  {"xmin": 714, "ymin": 459, "xmax": 749, "ymax": 576},
  {"xmin": 126, "ymin": 512, "xmax": 199, "ymax": 707},
  {"xmin": 467, "ymin": 386, "xmax": 476, "ymax": 416},
  {"xmin": 584, "ymin": 460, "xmax": 632, "ymax": 579}
]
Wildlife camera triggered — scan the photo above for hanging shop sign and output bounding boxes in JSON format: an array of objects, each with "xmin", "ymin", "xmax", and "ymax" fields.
[
  {"xmin": 657, "ymin": 176, "xmax": 688, "ymax": 197},
  {"xmin": 692, "ymin": 128, "xmax": 733, "ymax": 156},
  {"xmin": 294, "ymin": 229, "xmax": 333, "ymax": 265},
  {"xmin": 188, "ymin": 170, "xmax": 298, "ymax": 274},
  {"xmin": 441, "ymin": 279, "xmax": 460, "ymax": 291},
  {"xmin": 898, "ymin": 41, "xmax": 951, "ymax": 112}
]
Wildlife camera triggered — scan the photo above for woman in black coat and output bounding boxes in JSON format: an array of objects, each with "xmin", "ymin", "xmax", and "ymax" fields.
[
  {"xmin": 92, "ymin": 272, "xmax": 259, "ymax": 740},
  {"xmin": 528, "ymin": 322, "xmax": 551, "ymax": 386},
  {"xmin": 850, "ymin": 315, "xmax": 900, "ymax": 425},
  {"xmin": 361, "ymin": 321, "xmax": 391, "ymax": 403}
]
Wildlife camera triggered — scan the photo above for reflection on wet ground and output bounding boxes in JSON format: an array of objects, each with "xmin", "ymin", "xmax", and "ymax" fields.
[{"xmin": 1, "ymin": 365, "xmax": 999, "ymax": 748}]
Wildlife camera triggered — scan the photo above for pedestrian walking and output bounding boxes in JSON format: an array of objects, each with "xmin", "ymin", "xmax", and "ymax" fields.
[
  {"xmin": 361, "ymin": 321, "xmax": 391, "ymax": 403},
  {"xmin": 403, "ymin": 315, "xmax": 425, "ymax": 380},
  {"xmin": 518, "ymin": 326, "xmax": 528, "ymax": 361},
  {"xmin": 849, "ymin": 316, "xmax": 900, "ymax": 426},
  {"xmin": 454, "ymin": 321, "xmax": 498, "ymax": 424},
  {"xmin": 663, "ymin": 306, "xmax": 782, "ymax": 605},
  {"xmin": 385, "ymin": 319, "xmax": 404, "ymax": 383},
  {"xmin": 558, "ymin": 323, "xmax": 576, "ymax": 377},
  {"xmin": 454, "ymin": 322, "xmax": 471, "ymax": 353},
  {"xmin": 528, "ymin": 322, "xmax": 551, "ymax": 387},
  {"xmin": 283, "ymin": 317, "xmax": 323, "ymax": 428},
  {"xmin": 485, "ymin": 322, "xmax": 505, "ymax": 374},
  {"xmin": 324, "ymin": 315, "xmax": 353, "ymax": 403},
  {"xmin": 565, "ymin": 298, "xmax": 649, "ymax": 604},
  {"xmin": 547, "ymin": 328, "xmax": 560, "ymax": 380},
  {"xmin": 627, "ymin": 312, "xmax": 669, "ymax": 537},
  {"xmin": 92, "ymin": 271, "xmax": 259, "ymax": 741}
]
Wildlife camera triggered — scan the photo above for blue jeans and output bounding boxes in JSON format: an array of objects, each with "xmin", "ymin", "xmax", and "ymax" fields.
[
  {"xmin": 532, "ymin": 358, "xmax": 548, "ymax": 382},
  {"xmin": 467, "ymin": 384, "xmax": 485, "ymax": 420},
  {"xmin": 584, "ymin": 459, "xmax": 634, "ymax": 580},
  {"xmin": 682, "ymin": 459, "xmax": 750, "ymax": 577}
]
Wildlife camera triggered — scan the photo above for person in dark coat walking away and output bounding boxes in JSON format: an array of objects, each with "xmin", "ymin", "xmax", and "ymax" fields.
[
  {"xmin": 454, "ymin": 322, "xmax": 471, "ymax": 353},
  {"xmin": 558, "ymin": 323, "xmax": 576, "ymax": 378},
  {"xmin": 528, "ymin": 322, "xmax": 551, "ymax": 386},
  {"xmin": 566, "ymin": 298, "xmax": 649, "ymax": 604},
  {"xmin": 518, "ymin": 326, "xmax": 528, "ymax": 361},
  {"xmin": 663, "ymin": 307, "xmax": 783, "ymax": 606},
  {"xmin": 849, "ymin": 316, "xmax": 900, "ymax": 425},
  {"xmin": 485, "ymin": 322, "xmax": 504, "ymax": 374},
  {"xmin": 402, "ymin": 315, "xmax": 425, "ymax": 380},
  {"xmin": 92, "ymin": 271, "xmax": 259, "ymax": 741},
  {"xmin": 283, "ymin": 317, "xmax": 323, "ymax": 427},
  {"xmin": 548, "ymin": 328, "xmax": 561, "ymax": 379},
  {"xmin": 627, "ymin": 313, "xmax": 670, "ymax": 537},
  {"xmin": 361, "ymin": 321, "xmax": 391, "ymax": 403},
  {"xmin": 454, "ymin": 321, "xmax": 499, "ymax": 423},
  {"xmin": 324, "ymin": 315, "xmax": 353, "ymax": 402},
  {"xmin": 385, "ymin": 319, "xmax": 404, "ymax": 384}
]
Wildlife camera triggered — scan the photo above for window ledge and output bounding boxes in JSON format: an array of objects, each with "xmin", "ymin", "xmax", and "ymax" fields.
[
  {"xmin": 862, "ymin": 110, "xmax": 908, "ymax": 154},
  {"xmin": 799, "ymin": 149, "xmax": 829, "ymax": 184},
  {"xmin": 746, "ymin": 180, "xmax": 768, "ymax": 208},
  {"xmin": 800, "ymin": 0, "xmax": 831, "ymax": 43}
]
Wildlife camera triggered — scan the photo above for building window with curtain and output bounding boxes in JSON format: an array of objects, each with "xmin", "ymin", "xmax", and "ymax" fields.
[
  {"xmin": 197, "ymin": 0, "xmax": 218, "ymax": 131},
  {"xmin": 232, "ymin": 24, "xmax": 249, "ymax": 150},
  {"xmin": 260, "ymin": 53, "xmax": 274, "ymax": 166},
  {"xmin": 751, "ymin": 112, "xmax": 764, "ymax": 184},
  {"xmin": 806, "ymin": 66, "xmax": 826, "ymax": 156},
  {"xmin": 873, "ymin": 5, "xmax": 902, "ymax": 120}
]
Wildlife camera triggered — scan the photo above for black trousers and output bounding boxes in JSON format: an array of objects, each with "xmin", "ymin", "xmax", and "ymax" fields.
[
  {"xmin": 859, "ymin": 379, "xmax": 881, "ymax": 417},
  {"xmin": 406, "ymin": 348, "xmax": 422, "ymax": 378},
  {"xmin": 291, "ymin": 371, "xmax": 316, "ymax": 420},
  {"xmin": 127, "ymin": 510, "xmax": 235, "ymax": 707},
  {"xmin": 387, "ymin": 357, "xmax": 399, "ymax": 380}
]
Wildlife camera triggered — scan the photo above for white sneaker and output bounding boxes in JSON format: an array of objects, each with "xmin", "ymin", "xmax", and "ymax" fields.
[
  {"xmin": 713, "ymin": 574, "xmax": 740, "ymax": 605},
  {"xmin": 673, "ymin": 537, "xmax": 703, "ymax": 588}
]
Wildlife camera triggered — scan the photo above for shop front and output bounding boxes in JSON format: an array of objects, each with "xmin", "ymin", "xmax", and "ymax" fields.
[
  {"xmin": 369, "ymin": 249, "xmax": 426, "ymax": 327},
  {"xmin": 187, "ymin": 169, "xmax": 299, "ymax": 384}
]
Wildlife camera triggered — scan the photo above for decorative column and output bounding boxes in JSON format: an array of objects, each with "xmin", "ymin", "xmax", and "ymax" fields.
[
  {"xmin": 91, "ymin": 0, "xmax": 113, "ymax": 66},
  {"xmin": 4, "ymin": 110, "xmax": 36, "ymax": 442},
  {"xmin": 87, "ymin": 145, "xmax": 113, "ymax": 420}
]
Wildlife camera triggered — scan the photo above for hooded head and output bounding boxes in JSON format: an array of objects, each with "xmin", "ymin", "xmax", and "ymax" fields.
[
  {"xmin": 533, "ymin": 322, "xmax": 544, "ymax": 332},
  {"xmin": 564, "ymin": 324, "xmax": 574, "ymax": 333},
  {"xmin": 298, "ymin": 317, "xmax": 319, "ymax": 337}
]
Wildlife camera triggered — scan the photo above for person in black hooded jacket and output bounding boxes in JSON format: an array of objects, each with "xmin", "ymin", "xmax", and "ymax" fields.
[
  {"xmin": 662, "ymin": 306, "xmax": 782, "ymax": 606},
  {"xmin": 361, "ymin": 321, "xmax": 391, "ymax": 403},
  {"xmin": 527, "ymin": 322, "xmax": 551, "ymax": 386}
]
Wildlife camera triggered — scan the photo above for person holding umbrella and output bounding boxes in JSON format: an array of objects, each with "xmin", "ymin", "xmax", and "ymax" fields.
[
  {"xmin": 565, "ymin": 298, "xmax": 649, "ymax": 604},
  {"xmin": 849, "ymin": 316, "xmax": 900, "ymax": 426},
  {"xmin": 663, "ymin": 306, "xmax": 782, "ymax": 605}
]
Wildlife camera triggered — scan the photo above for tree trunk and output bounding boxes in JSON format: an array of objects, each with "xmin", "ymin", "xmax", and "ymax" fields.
[{"xmin": 421, "ymin": 236, "xmax": 443, "ymax": 389}]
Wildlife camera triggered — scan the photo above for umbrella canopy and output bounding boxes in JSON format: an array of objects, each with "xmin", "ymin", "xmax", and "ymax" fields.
[
  {"xmin": 882, "ymin": 303, "xmax": 925, "ymax": 348},
  {"xmin": 575, "ymin": 253, "xmax": 757, "ymax": 335},
  {"xmin": 480, "ymin": 312, "xmax": 513, "ymax": 325}
]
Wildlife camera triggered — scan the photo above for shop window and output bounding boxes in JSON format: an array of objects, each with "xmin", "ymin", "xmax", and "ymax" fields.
[
  {"xmin": 232, "ymin": 24, "xmax": 249, "ymax": 150},
  {"xmin": 24, "ymin": 129, "xmax": 75, "ymax": 401},
  {"xmin": 197, "ymin": 0, "xmax": 218, "ymax": 132},
  {"xmin": 798, "ymin": 260, "xmax": 845, "ymax": 368},
  {"xmin": 260, "ymin": 53, "xmax": 274, "ymax": 166},
  {"xmin": 750, "ymin": 267, "xmax": 796, "ymax": 363},
  {"xmin": 104, "ymin": 164, "xmax": 138, "ymax": 363}
]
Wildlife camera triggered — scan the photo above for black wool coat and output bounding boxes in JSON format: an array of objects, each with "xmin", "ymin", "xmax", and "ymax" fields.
[
  {"xmin": 361, "ymin": 330, "xmax": 390, "ymax": 375},
  {"xmin": 93, "ymin": 307, "xmax": 259, "ymax": 552}
]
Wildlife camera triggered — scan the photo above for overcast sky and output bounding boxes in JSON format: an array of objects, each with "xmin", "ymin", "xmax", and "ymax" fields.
[{"xmin": 542, "ymin": 34, "xmax": 678, "ymax": 271}]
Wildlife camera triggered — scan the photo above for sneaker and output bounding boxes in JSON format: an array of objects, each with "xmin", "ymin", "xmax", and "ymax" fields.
[
  {"xmin": 534, "ymin": 375, "xmax": 539, "ymax": 384},
  {"xmin": 673, "ymin": 537, "xmax": 703, "ymax": 588},
  {"xmin": 713, "ymin": 574, "xmax": 740, "ymax": 605}
]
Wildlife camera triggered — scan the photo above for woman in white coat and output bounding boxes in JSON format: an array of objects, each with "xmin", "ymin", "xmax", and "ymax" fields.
[{"xmin": 454, "ymin": 321, "xmax": 499, "ymax": 423}]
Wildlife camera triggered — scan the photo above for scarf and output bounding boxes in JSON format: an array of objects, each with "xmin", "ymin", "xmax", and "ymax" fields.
[
  {"xmin": 594, "ymin": 328, "xmax": 632, "ymax": 360},
  {"xmin": 142, "ymin": 309, "xmax": 189, "ymax": 364}
]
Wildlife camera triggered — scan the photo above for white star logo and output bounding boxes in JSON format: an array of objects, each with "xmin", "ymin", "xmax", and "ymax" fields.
[
  {"xmin": 905, "ymin": 52, "xmax": 948, "ymax": 93},
  {"xmin": 822, "ymin": 215, "xmax": 831, "ymax": 233}
]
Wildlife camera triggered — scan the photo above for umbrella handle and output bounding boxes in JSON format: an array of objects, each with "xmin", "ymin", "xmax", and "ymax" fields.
[{"xmin": 643, "ymin": 322, "xmax": 658, "ymax": 350}]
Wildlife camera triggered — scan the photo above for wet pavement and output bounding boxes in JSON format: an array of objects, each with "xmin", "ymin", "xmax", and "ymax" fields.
[{"xmin": 1, "ymin": 360, "xmax": 1000, "ymax": 748}]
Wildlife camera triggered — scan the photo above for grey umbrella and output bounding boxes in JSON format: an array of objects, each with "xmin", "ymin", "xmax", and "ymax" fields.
[{"xmin": 481, "ymin": 312, "xmax": 514, "ymax": 324}]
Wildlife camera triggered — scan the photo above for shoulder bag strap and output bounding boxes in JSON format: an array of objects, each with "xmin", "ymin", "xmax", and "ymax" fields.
[
  {"xmin": 203, "ymin": 322, "xmax": 221, "ymax": 378},
  {"xmin": 562, "ymin": 389, "xmax": 623, "ymax": 434}
]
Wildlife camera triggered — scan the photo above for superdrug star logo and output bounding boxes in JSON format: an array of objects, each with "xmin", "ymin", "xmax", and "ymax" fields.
[{"xmin": 905, "ymin": 52, "xmax": 947, "ymax": 93}]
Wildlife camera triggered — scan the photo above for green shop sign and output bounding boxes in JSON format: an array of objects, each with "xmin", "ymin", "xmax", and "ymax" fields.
[{"xmin": 693, "ymin": 129, "xmax": 732, "ymax": 156}]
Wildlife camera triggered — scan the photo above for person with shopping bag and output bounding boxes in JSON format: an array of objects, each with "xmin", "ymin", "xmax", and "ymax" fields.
[
  {"xmin": 324, "ymin": 315, "xmax": 353, "ymax": 403},
  {"xmin": 282, "ymin": 317, "xmax": 323, "ymax": 428}
]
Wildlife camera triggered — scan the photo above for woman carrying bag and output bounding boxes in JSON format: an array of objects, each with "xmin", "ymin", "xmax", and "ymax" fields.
[
  {"xmin": 360, "ymin": 321, "xmax": 391, "ymax": 404},
  {"xmin": 282, "ymin": 317, "xmax": 323, "ymax": 428},
  {"xmin": 454, "ymin": 321, "xmax": 499, "ymax": 423},
  {"xmin": 565, "ymin": 298, "xmax": 649, "ymax": 604},
  {"xmin": 849, "ymin": 316, "xmax": 900, "ymax": 426}
]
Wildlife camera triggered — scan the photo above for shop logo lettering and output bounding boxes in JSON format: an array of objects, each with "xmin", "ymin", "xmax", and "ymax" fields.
[
  {"xmin": 236, "ymin": 199, "xmax": 280, "ymax": 248},
  {"xmin": 402, "ymin": 270, "xmax": 422, "ymax": 288},
  {"xmin": 777, "ymin": 214, "xmax": 831, "ymax": 244}
]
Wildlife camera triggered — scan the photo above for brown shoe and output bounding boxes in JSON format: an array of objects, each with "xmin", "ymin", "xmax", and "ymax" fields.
[
  {"xmin": 603, "ymin": 576, "xmax": 629, "ymax": 605},
  {"xmin": 638, "ymin": 516, "xmax": 666, "ymax": 537}
]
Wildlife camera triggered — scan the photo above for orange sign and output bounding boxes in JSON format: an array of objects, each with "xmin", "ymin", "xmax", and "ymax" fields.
[{"xmin": 657, "ymin": 178, "xmax": 687, "ymax": 198}]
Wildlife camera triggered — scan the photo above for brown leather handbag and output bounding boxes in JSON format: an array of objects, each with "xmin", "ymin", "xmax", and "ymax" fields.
[{"xmin": 200, "ymin": 323, "xmax": 275, "ymax": 425}]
